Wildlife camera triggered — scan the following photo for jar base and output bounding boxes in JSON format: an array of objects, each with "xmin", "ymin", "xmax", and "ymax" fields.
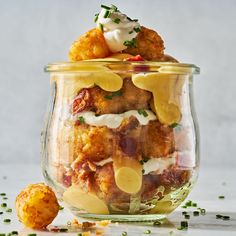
[{"xmin": 72, "ymin": 212, "xmax": 166, "ymax": 222}]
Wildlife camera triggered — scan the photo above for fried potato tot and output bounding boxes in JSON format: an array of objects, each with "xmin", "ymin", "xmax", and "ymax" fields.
[
  {"xmin": 141, "ymin": 120, "xmax": 174, "ymax": 157},
  {"xmin": 15, "ymin": 183, "xmax": 59, "ymax": 229},
  {"xmin": 124, "ymin": 26, "xmax": 165, "ymax": 60},
  {"xmin": 69, "ymin": 28, "xmax": 111, "ymax": 61}
]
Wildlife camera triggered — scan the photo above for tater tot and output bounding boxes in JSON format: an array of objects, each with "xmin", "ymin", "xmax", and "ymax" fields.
[
  {"xmin": 124, "ymin": 26, "xmax": 165, "ymax": 60},
  {"xmin": 15, "ymin": 183, "xmax": 59, "ymax": 229},
  {"xmin": 69, "ymin": 28, "xmax": 111, "ymax": 61}
]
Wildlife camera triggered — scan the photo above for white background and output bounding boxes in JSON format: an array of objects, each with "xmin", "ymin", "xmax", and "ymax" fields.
[{"xmin": 0, "ymin": 0, "xmax": 236, "ymax": 168}]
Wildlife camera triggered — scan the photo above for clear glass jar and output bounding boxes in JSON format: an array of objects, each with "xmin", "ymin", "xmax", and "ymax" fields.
[{"xmin": 42, "ymin": 61, "xmax": 200, "ymax": 221}]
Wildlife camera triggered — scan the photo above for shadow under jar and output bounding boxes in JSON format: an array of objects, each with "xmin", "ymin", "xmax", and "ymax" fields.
[{"xmin": 42, "ymin": 61, "xmax": 200, "ymax": 222}]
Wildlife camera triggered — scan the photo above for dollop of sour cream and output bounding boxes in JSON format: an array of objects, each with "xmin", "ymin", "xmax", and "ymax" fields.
[
  {"xmin": 96, "ymin": 5, "xmax": 140, "ymax": 53},
  {"xmin": 76, "ymin": 110, "xmax": 156, "ymax": 128},
  {"xmin": 143, "ymin": 154, "xmax": 177, "ymax": 175}
]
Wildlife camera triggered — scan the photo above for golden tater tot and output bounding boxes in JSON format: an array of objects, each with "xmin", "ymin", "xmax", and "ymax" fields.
[
  {"xmin": 124, "ymin": 26, "xmax": 165, "ymax": 60},
  {"xmin": 69, "ymin": 28, "xmax": 111, "ymax": 61},
  {"xmin": 15, "ymin": 183, "xmax": 59, "ymax": 229}
]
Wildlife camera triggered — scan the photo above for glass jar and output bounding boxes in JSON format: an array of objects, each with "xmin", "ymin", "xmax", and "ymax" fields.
[{"xmin": 42, "ymin": 61, "xmax": 200, "ymax": 222}]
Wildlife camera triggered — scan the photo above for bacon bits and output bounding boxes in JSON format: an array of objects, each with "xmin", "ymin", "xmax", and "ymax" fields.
[{"xmin": 72, "ymin": 89, "xmax": 92, "ymax": 115}]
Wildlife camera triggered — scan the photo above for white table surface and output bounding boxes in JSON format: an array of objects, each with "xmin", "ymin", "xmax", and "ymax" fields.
[{"xmin": 0, "ymin": 164, "xmax": 235, "ymax": 236}]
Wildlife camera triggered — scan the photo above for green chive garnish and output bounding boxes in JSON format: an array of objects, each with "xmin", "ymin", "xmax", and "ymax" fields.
[
  {"xmin": 139, "ymin": 158, "xmax": 149, "ymax": 165},
  {"xmin": 184, "ymin": 214, "xmax": 190, "ymax": 219},
  {"xmin": 6, "ymin": 208, "xmax": 12, "ymax": 213},
  {"xmin": 182, "ymin": 211, "xmax": 187, "ymax": 215},
  {"xmin": 78, "ymin": 234, "xmax": 82, "ymax": 236},
  {"xmin": 104, "ymin": 10, "xmax": 110, "ymax": 18},
  {"xmin": 170, "ymin": 123, "xmax": 179, "ymax": 128},
  {"xmin": 200, "ymin": 209, "xmax": 206, "ymax": 215},
  {"xmin": 144, "ymin": 229, "xmax": 151, "ymax": 234},
  {"xmin": 113, "ymin": 18, "xmax": 121, "ymax": 24},
  {"xmin": 11, "ymin": 232, "xmax": 18, "ymax": 235},
  {"xmin": 99, "ymin": 23, "xmax": 104, "ymax": 32},
  {"xmin": 1, "ymin": 203, "xmax": 7, "ymax": 208},
  {"xmin": 138, "ymin": 109, "xmax": 148, "ymax": 117},
  {"xmin": 216, "ymin": 214, "xmax": 223, "ymax": 219},
  {"xmin": 101, "ymin": 4, "xmax": 111, "ymax": 10},
  {"xmin": 104, "ymin": 91, "xmax": 122, "ymax": 100},
  {"xmin": 153, "ymin": 221, "xmax": 161, "ymax": 226},
  {"xmin": 0, "ymin": 212, "xmax": 3, "ymax": 215},
  {"xmin": 0, "ymin": 234, "xmax": 6, "ymax": 236},
  {"xmin": 94, "ymin": 13, "xmax": 99, "ymax": 23},
  {"xmin": 218, "ymin": 195, "xmax": 225, "ymax": 199},
  {"xmin": 2, "ymin": 197, "xmax": 8, "ymax": 200},
  {"xmin": 3, "ymin": 218, "xmax": 11, "ymax": 223},
  {"xmin": 59, "ymin": 206, "xmax": 64, "ymax": 210},
  {"xmin": 27, "ymin": 234, "xmax": 37, "ymax": 236},
  {"xmin": 59, "ymin": 228, "xmax": 68, "ymax": 232},
  {"xmin": 193, "ymin": 211, "xmax": 199, "ymax": 216},
  {"xmin": 129, "ymin": 30, "xmax": 133, "ymax": 34},
  {"xmin": 134, "ymin": 27, "xmax": 141, "ymax": 32},
  {"xmin": 192, "ymin": 203, "xmax": 197, "ymax": 207},
  {"xmin": 0, "ymin": 193, "xmax": 6, "ymax": 196},
  {"xmin": 123, "ymin": 38, "xmax": 137, "ymax": 47},
  {"xmin": 222, "ymin": 216, "xmax": 230, "ymax": 220},
  {"xmin": 122, "ymin": 232, "xmax": 127, "ymax": 236},
  {"xmin": 111, "ymin": 4, "xmax": 118, "ymax": 12},
  {"xmin": 78, "ymin": 116, "xmax": 85, "ymax": 124}
]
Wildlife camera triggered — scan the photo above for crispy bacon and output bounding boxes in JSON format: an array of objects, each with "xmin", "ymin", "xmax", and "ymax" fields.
[{"xmin": 72, "ymin": 88, "xmax": 92, "ymax": 114}]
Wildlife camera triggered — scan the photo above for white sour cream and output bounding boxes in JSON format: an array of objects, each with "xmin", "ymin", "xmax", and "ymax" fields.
[
  {"xmin": 96, "ymin": 8, "xmax": 140, "ymax": 53},
  {"xmin": 76, "ymin": 110, "xmax": 156, "ymax": 128},
  {"xmin": 143, "ymin": 154, "xmax": 177, "ymax": 175}
]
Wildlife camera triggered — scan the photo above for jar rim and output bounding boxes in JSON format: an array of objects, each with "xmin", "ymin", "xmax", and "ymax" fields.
[{"xmin": 45, "ymin": 61, "xmax": 200, "ymax": 74}]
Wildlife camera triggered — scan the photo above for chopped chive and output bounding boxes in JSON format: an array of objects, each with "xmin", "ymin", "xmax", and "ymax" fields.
[
  {"xmin": 59, "ymin": 228, "xmax": 68, "ymax": 232},
  {"xmin": 101, "ymin": 4, "xmax": 111, "ymax": 10},
  {"xmin": 218, "ymin": 195, "xmax": 225, "ymax": 199},
  {"xmin": 3, "ymin": 218, "xmax": 11, "ymax": 223},
  {"xmin": 0, "ymin": 234, "xmax": 6, "ymax": 236},
  {"xmin": 78, "ymin": 234, "xmax": 82, "ymax": 236},
  {"xmin": 138, "ymin": 109, "xmax": 148, "ymax": 117},
  {"xmin": 0, "ymin": 212, "xmax": 3, "ymax": 215},
  {"xmin": 144, "ymin": 229, "xmax": 151, "ymax": 234},
  {"xmin": 184, "ymin": 214, "xmax": 190, "ymax": 219},
  {"xmin": 11, "ymin": 232, "xmax": 18, "ymax": 235},
  {"xmin": 123, "ymin": 38, "xmax": 137, "ymax": 47},
  {"xmin": 59, "ymin": 206, "xmax": 64, "ymax": 210},
  {"xmin": 132, "ymin": 19, "xmax": 138, "ymax": 22},
  {"xmin": 127, "ymin": 17, "xmax": 138, "ymax": 22},
  {"xmin": 27, "ymin": 234, "xmax": 37, "ymax": 236},
  {"xmin": 222, "ymin": 216, "xmax": 230, "ymax": 220},
  {"xmin": 193, "ymin": 211, "xmax": 199, "ymax": 216},
  {"xmin": 192, "ymin": 203, "xmax": 197, "ymax": 207},
  {"xmin": 104, "ymin": 10, "xmax": 110, "ymax": 18},
  {"xmin": 0, "ymin": 193, "xmax": 6, "ymax": 196},
  {"xmin": 142, "ymin": 169, "xmax": 145, "ymax": 174},
  {"xmin": 104, "ymin": 95, "xmax": 112, "ymax": 100},
  {"xmin": 104, "ymin": 91, "xmax": 122, "ymax": 100},
  {"xmin": 181, "ymin": 205, "xmax": 187, "ymax": 208},
  {"xmin": 139, "ymin": 158, "xmax": 149, "ymax": 165},
  {"xmin": 169, "ymin": 123, "xmax": 179, "ymax": 128},
  {"xmin": 200, "ymin": 209, "xmax": 206, "ymax": 215},
  {"xmin": 6, "ymin": 208, "xmax": 12, "ymax": 213},
  {"xmin": 1, "ymin": 203, "xmax": 7, "ymax": 208},
  {"xmin": 122, "ymin": 232, "xmax": 127, "ymax": 236},
  {"xmin": 3, "ymin": 197, "xmax": 8, "ymax": 200},
  {"xmin": 113, "ymin": 18, "xmax": 121, "ymax": 24},
  {"xmin": 78, "ymin": 116, "xmax": 85, "ymax": 124},
  {"xmin": 153, "ymin": 221, "xmax": 161, "ymax": 226},
  {"xmin": 94, "ymin": 13, "xmax": 99, "ymax": 23},
  {"xmin": 129, "ymin": 31, "xmax": 133, "ymax": 34},
  {"xmin": 133, "ymin": 27, "xmax": 141, "ymax": 33},
  {"xmin": 216, "ymin": 214, "xmax": 223, "ymax": 219},
  {"xmin": 99, "ymin": 23, "xmax": 104, "ymax": 32},
  {"xmin": 182, "ymin": 211, "xmax": 188, "ymax": 215}
]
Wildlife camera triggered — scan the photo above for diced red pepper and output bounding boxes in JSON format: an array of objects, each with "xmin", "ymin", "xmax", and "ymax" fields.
[{"xmin": 124, "ymin": 54, "xmax": 145, "ymax": 61}]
